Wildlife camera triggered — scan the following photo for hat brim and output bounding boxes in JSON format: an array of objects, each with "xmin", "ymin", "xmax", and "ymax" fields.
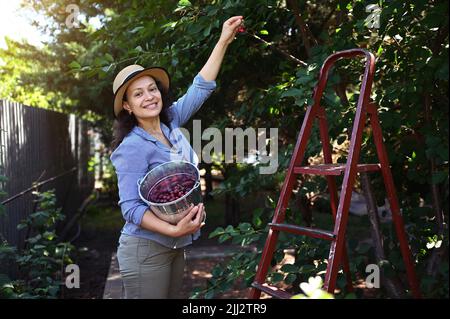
[{"xmin": 113, "ymin": 67, "xmax": 170, "ymax": 118}]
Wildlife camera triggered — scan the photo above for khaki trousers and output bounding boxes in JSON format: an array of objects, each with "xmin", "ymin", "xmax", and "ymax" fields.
[{"xmin": 117, "ymin": 233, "xmax": 185, "ymax": 299}]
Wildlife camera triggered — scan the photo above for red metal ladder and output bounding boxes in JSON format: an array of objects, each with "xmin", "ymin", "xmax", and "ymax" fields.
[{"xmin": 249, "ymin": 48, "xmax": 421, "ymax": 299}]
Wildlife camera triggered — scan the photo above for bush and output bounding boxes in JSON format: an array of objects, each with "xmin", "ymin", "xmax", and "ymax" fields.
[{"xmin": 0, "ymin": 190, "xmax": 75, "ymax": 299}]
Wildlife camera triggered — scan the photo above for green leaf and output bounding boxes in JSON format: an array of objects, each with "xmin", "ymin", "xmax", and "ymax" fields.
[
  {"xmin": 161, "ymin": 21, "xmax": 177, "ymax": 29},
  {"xmin": 375, "ymin": 43, "xmax": 383, "ymax": 56},
  {"xmin": 187, "ymin": 23, "xmax": 203, "ymax": 35},
  {"xmin": 232, "ymin": 234, "xmax": 244, "ymax": 244},
  {"xmin": 43, "ymin": 231, "xmax": 56, "ymax": 241},
  {"xmin": 238, "ymin": 222, "xmax": 252, "ymax": 232},
  {"xmin": 177, "ymin": 0, "xmax": 192, "ymax": 7},
  {"xmin": 218, "ymin": 234, "xmax": 231, "ymax": 243},
  {"xmin": 285, "ymin": 273, "xmax": 297, "ymax": 284},
  {"xmin": 68, "ymin": 61, "xmax": 81, "ymax": 69},
  {"xmin": 281, "ymin": 88, "xmax": 302, "ymax": 98},
  {"xmin": 225, "ymin": 225, "xmax": 235, "ymax": 233},
  {"xmin": 104, "ymin": 53, "xmax": 114, "ymax": 62},
  {"xmin": 252, "ymin": 216, "xmax": 262, "ymax": 228},
  {"xmin": 271, "ymin": 272, "xmax": 284, "ymax": 283},
  {"xmin": 208, "ymin": 7, "xmax": 219, "ymax": 16},
  {"xmin": 259, "ymin": 30, "xmax": 269, "ymax": 35},
  {"xmin": 203, "ymin": 25, "xmax": 212, "ymax": 37},
  {"xmin": 295, "ymin": 75, "xmax": 313, "ymax": 85},
  {"xmin": 208, "ymin": 227, "xmax": 225, "ymax": 238},
  {"xmin": 17, "ymin": 222, "xmax": 28, "ymax": 231},
  {"xmin": 280, "ymin": 263, "xmax": 298, "ymax": 273},
  {"xmin": 129, "ymin": 26, "xmax": 144, "ymax": 34},
  {"xmin": 299, "ymin": 264, "xmax": 316, "ymax": 273}
]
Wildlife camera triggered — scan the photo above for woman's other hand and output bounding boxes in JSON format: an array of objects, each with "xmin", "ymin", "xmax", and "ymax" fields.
[
  {"xmin": 173, "ymin": 203, "xmax": 206, "ymax": 237},
  {"xmin": 218, "ymin": 16, "xmax": 244, "ymax": 46}
]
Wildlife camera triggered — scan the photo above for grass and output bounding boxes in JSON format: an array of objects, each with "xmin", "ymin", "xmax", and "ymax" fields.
[{"xmin": 81, "ymin": 204, "xmax": 124, "ymax": 233}]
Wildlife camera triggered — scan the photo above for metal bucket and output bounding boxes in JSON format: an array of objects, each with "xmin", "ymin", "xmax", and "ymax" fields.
[{"xmin": 137, "ymin": 160, "xmax": 203, "ymax": 225}]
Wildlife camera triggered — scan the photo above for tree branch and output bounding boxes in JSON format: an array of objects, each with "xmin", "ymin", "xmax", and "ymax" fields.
[
  {"xmin": 319, "ymin": 6, "xmax": 337, "ymax": 33},
  {"xmin": 248, "ymin": 32, "xmax": 308, "ymax": 67}
]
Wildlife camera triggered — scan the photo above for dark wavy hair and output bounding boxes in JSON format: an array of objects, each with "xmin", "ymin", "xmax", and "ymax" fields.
[{"xmin": 111, "ymin": 79, "xmax": 174, "ymax": 151}]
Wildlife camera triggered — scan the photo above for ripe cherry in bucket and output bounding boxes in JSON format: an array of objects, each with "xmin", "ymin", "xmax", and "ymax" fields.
[{"xmin": 148, "ymin": 174, "xmax": 196, "ymax": 203}]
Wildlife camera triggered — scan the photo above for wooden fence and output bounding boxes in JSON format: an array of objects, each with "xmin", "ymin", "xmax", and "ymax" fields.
[{"xmin": 0, "ymin": 100, "xmax": 95, "ymax": 247}]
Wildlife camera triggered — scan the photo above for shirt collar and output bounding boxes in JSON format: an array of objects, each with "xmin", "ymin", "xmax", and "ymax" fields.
[
  {"xmin": 131, "ymin": 123, "xmax": 173, "ymax": 143},
  {"xmin": 132, "ymin": 126, "xmax": 157, "ymax": 142}
]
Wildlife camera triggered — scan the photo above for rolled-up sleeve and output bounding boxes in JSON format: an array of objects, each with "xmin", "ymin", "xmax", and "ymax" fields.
[
  {"xmin": 110, "ymin": 140, "xmax": 149, "ymax": 226},
  {"xmin": 169, "ymin": 73, "xmax": 217, "ymax": 127}
]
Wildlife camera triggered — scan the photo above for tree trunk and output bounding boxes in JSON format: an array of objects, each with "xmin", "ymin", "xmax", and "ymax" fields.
[
  {"xmin": 203, "ymin": 163, "xmax": 213, "ymax": 201},
  {"xmin": 286, "ymin": 0, "xmax": 315, "ymax": 57},
  {"xmin": 225, "ymin": 193, "xmax": 240, "ymax": 226},
  {"xmin": 424, "ymin": 94, "xmax": 446, "ymax": 277},
  {"xmin": 360, "ymin": 172, "xmax": 405, "ymax": 298}
]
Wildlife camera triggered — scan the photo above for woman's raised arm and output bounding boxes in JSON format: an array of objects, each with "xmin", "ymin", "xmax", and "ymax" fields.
[{"xmin": 199, "ymin": 16, "xmax": 243, "ymax": 81}]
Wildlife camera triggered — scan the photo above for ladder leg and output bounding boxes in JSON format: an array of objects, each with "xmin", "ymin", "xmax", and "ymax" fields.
[
  {"xmin": 250, "ymin": 104, "xmax": 318, "ymax": 299},
  {"xmin": 324, "ymin": 176, "xmax": 354, "ymax": 292},
  {"xmin": 324, "ymin": 203, "xmax": 353, "ymax": 294},
  {"xmin": 249, "ymin": 167, "xmax": 302, "ymax": 298},
  {"xmin": 326, "ymin": 176, "xmax": 354, "ymax": 291},
  {"xmin": 368, "ymin": 104, "xmax": 421, "ymax": 298},
  {"xmin": 317, "ymin": 106, "xmax": 340, "ymax": 216},
  {"xmin": 324, "ymin": 102, "xmax": 368, "ymax": 294},
  {"xmin": 249, "ymin": 230, "xmax": 280, "ymax": 298},
  {"xmin": 318, "ymin": 106, "xmax": 353, "ymax": 292}
]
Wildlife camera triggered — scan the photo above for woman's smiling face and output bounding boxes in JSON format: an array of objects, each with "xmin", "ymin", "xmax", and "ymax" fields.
[{"xmin": 123, "ymin": 75, "xmax": 163, "ymax": 119}]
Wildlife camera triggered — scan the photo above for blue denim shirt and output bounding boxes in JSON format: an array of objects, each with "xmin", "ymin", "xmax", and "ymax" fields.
[{"xmin": 110, "ymin": 73, "xmax": 217, "ymax": 249}]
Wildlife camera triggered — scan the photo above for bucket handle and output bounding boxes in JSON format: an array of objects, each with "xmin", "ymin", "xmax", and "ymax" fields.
[{"xmin": 202, "ymin": 211, "xmax": 206, "ymax": 224}]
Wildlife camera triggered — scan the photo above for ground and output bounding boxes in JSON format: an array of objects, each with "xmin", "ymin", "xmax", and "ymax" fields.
[{"xmin": 61, "ymin": 222, "xmax": 118, "ymax": 299}]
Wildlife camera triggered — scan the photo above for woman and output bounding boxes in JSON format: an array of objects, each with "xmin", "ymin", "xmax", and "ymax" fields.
[{"xmin": 110, "ymin": 16, "xmax": 244, "ymax": 299}]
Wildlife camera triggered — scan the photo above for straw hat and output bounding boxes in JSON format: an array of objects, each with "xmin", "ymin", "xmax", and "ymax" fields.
[{"xmin": 112, "ymin": 65, "xmax": 170, "ymax": 117}]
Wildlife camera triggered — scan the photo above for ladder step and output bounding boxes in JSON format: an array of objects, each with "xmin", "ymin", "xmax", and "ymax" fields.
[
  {"xmin": 251, "ymin": 282, "xmax": 293, "ymax": 299},
  {"xmin": 293, "ymin": 163, "xmax": 381, "ymax": 176},
  {"xmin": 269, "ymin": 223, "xmax": 335, "ymax": 241}
]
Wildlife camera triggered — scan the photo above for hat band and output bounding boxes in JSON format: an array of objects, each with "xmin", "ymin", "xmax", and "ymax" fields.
[{"xmin": 123, "ymin": 70, "xmax": 144, "ymax": 86}]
